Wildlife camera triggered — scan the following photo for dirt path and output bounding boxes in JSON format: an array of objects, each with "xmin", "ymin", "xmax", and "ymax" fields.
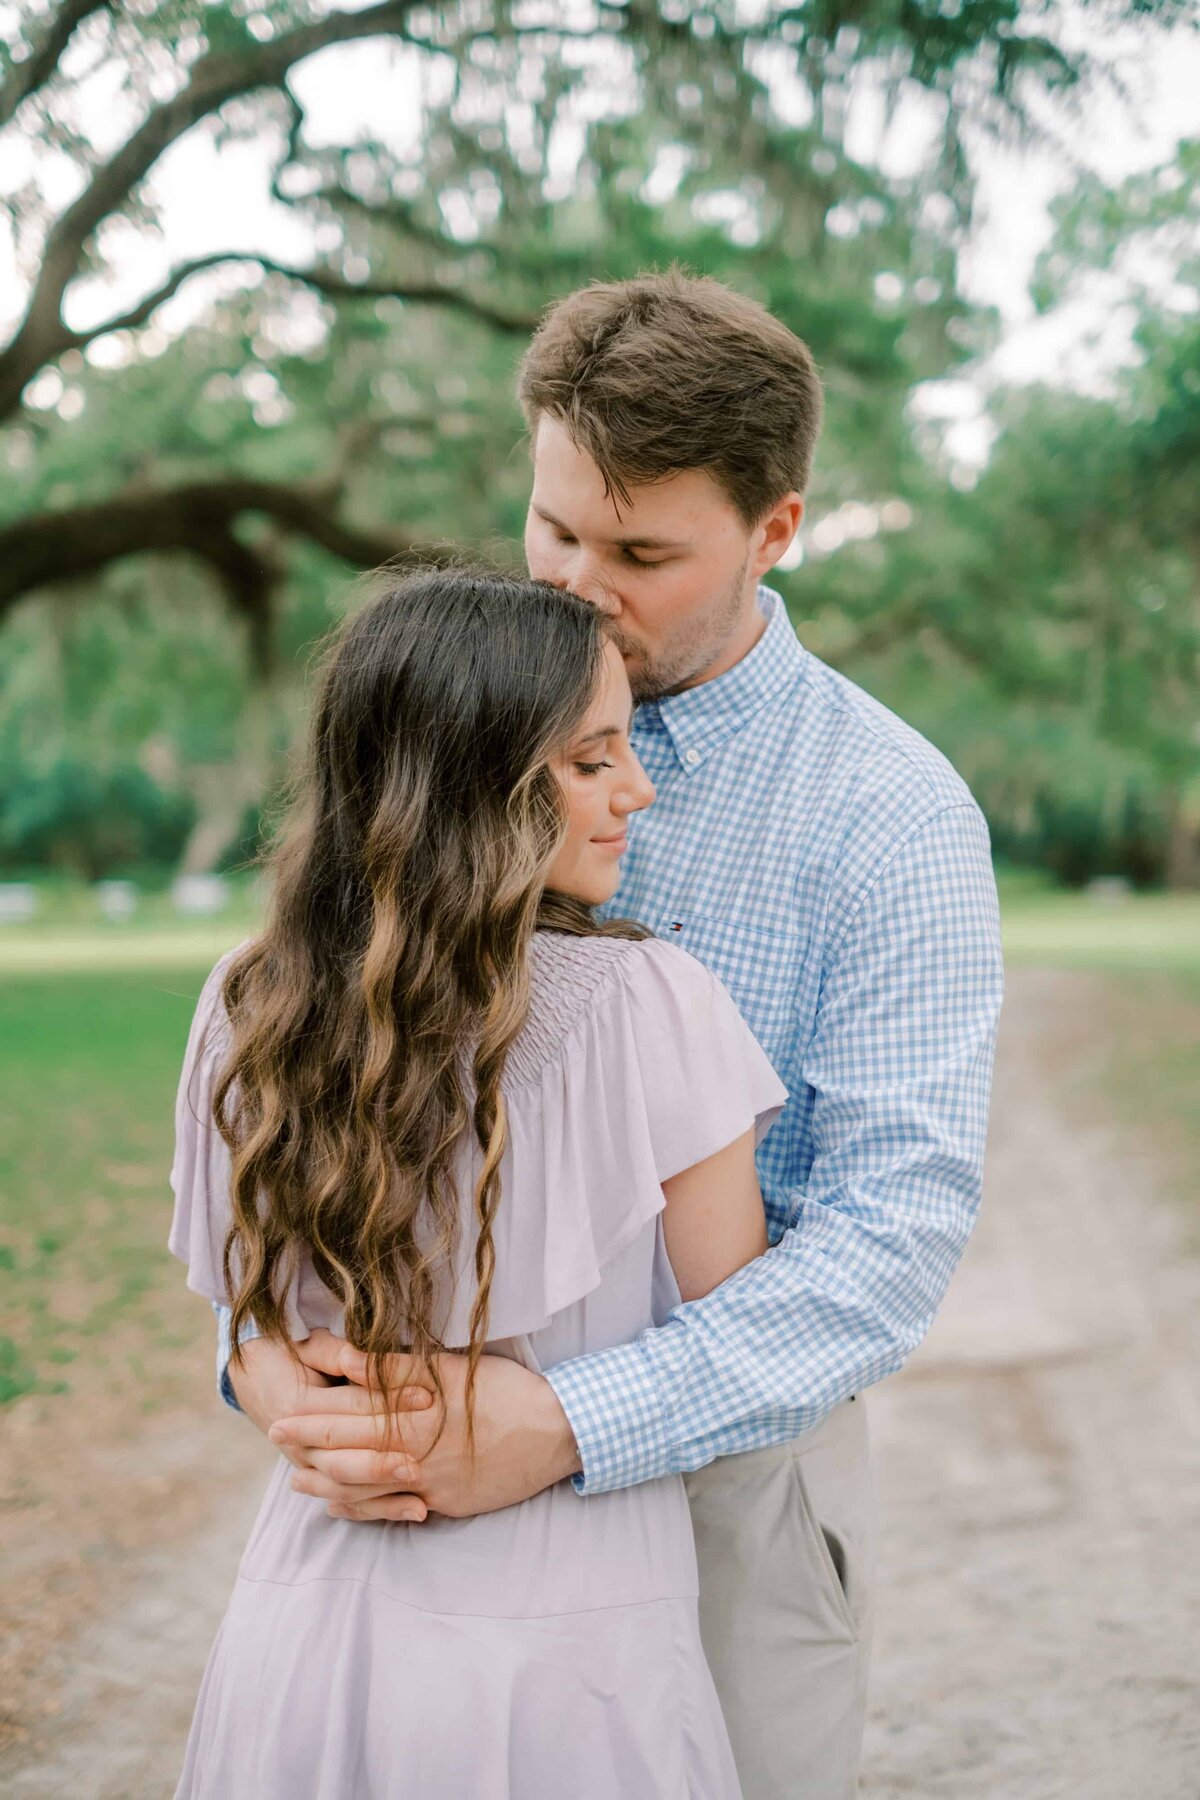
[
  {"xmin": 1, "ymin": 1391, "xmax": 273, "ymax": 1798},
  {"xmin": 3, "ymin": 968, "xmax": 1199, "ymax": 1797},
  {"xmin": 862, "ymin": 968, "xmax": 1200, "ymax": 1799}
]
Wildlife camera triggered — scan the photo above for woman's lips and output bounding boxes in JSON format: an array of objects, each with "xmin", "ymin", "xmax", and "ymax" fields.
[{"xmin": 592, "ymin": 831, "xmax": 628, "ymax": 852}]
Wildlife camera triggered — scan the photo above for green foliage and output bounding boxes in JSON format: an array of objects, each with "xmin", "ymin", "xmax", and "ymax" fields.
[
  {"xmin": 0, "ymin": 757, "xmax": 195, "ymax": 878},
  {"xmin": 0, "ymin": 1, "xmax": 1196, "ymax": 881},
  {"xmin": 778, "ymin": 114, "xmax": 1200, "ymax": 887}
]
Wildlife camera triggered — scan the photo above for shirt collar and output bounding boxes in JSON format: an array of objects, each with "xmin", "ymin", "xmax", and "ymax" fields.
[{"xmin": 635, "ymin": 585, "xmax": 807, "ymax": 774}]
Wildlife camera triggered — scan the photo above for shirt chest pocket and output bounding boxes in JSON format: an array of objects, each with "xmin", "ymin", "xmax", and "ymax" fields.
[{"xmin": 664, "ymin": 911, "xmax": 806, "ymax": 1058}]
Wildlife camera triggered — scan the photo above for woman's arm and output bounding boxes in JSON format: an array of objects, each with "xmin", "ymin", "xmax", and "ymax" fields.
[{"xmin": 660, "ymin": 1128, "xmax": 767, "ymax": 1303}]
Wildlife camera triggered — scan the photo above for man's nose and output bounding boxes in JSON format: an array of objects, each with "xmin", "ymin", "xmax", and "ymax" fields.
[
  {"xmin": 554, "ymin": 556, "xmax": 620, "ymax": 617},
  {"xmin": 577, "ymin": 578, "xmax": 621, "ymax": 619}
]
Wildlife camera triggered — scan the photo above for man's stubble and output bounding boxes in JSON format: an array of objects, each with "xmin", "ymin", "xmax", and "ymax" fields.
[{"xmin": 610, "ymin": 552, "xmax": 751, "ymax": 704}]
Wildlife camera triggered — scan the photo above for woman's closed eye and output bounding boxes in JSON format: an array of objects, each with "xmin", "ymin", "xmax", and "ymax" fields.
[{"xmin": 575, "ymin": 759, "xmax": 614, "ymax": 776}]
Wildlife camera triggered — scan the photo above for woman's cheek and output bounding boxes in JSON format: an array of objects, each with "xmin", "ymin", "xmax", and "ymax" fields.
[{"xmin": 565, "ymin": 779, "xmax": 593, "ymax": 844}]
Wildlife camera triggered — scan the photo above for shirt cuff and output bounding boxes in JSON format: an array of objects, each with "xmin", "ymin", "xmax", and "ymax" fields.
[
  {"xmin": 544, "ymin": 1338, "xmax": 673, "ymax": 1495},
  {"xmin": 212, "ymin": 1302, "xmax": 262, "ymax": 1414}
]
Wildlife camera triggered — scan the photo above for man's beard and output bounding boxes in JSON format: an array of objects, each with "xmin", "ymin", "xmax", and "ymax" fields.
[{"xmin": 615, "ymin": 556, "xmax": 750, "ymax": 704}]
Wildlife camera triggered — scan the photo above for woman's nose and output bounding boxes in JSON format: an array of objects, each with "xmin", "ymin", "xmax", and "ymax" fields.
[{"xmin": 615, "ymin": 769, "xmax": 655, "ymax": 817}]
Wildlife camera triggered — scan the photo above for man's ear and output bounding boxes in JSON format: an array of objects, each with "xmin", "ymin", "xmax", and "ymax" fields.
[{"xmin": 753, "ymin": 493, "xmax": 804, "ymax": 578}]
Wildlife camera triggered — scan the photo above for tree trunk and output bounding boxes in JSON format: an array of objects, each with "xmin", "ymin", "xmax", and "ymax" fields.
[
  {"xmin": 178, "ymin": 686, "xmax": 277, "ymax": 876},
  {"xmin": 1163, "ymin": 785, "xmax": 1200, "ymax": 891}
]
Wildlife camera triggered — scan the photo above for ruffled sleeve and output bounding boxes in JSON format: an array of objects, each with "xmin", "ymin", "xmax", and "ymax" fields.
[
  {"xmin": 167, "ymin": 950, "xmax": 341, "ymax": 1340},
  {"xmin": 167, "ymin": 951, "xmax": 241, "ymax": 1308},
  {"xmin": 167, "ymin": 934, "xmax": 789, "ymax": 1350},
  {"xmin": 435, "ymin": 934, "xmax": 789, "ymax": 1344},
  {"xmin": 620, "ymin": 937, "xmax": 788, "ymax": 1182}
]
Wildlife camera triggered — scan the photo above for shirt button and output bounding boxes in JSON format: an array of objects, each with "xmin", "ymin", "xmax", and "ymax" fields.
[{"xmin": 684, "ymin": 748, "xmax": 701, "ymax": 766}]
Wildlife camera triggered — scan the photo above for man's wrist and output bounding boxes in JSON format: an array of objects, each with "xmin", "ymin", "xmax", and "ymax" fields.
[
  {"xmin": 544, "ymin": 1341, "xmax": 671, "ymax": 1495},
  {"xmin": 534, "ymin": 1373, "xmax": 583, "ymax": 1484}
]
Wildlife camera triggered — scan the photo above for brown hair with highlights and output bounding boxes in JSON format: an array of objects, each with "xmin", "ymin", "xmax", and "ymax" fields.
[
  {"xmin": 210, "ymin": 568, "xmax": 647, "ymax": 1458},
  {"xmin": 517, "ymin": 269, "xmax": 824, "ymax": 521}
]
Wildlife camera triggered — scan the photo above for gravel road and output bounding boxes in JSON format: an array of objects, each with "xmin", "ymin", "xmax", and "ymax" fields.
[{"xmin": 4, "ymin": 967, "xmax": 1198, "ymax": 1798}]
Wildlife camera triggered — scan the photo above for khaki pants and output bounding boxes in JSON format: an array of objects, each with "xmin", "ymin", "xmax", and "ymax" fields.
[{"xmin": 683, "ymin": 1397, "xmax": 876, "ymax": 1800}]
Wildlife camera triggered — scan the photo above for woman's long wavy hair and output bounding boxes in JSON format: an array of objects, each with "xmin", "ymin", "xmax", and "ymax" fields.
[{"xmin": 212, "ymin": 568, "xmax": 648, "ymax": 1458}]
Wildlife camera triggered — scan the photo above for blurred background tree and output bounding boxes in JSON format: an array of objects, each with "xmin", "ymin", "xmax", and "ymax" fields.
[{"xmin": 1, "ymin": 0, "xmax": 1196, "ymax": 882}]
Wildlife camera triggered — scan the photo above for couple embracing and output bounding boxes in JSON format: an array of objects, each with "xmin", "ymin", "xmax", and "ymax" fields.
[{"xmin": 170, "ymin": 272, "xmax": 1003, "ymax": 1798}]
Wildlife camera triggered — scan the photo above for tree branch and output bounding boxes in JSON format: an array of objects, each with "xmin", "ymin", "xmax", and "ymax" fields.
[
  {"xmin": 0, "ymin": 476, "xmax": 449, "ymax": 667},
  {"xmin": 0, "ymin": 0, "xmax": 427, "ymax": 417},
  {"xmin": 267, "ymin": 258, "xmax": 536, "ymax": 334},
  {"xmin": 60, "ymin": 251, "xmax": 253, "ymax": 342},
  {"xmin": 55, "ymin": 250, "xmax": 537, "ymax": 353},
  {"xmin": 317, "ymin": 182, "xmax": 595, "ymax": 298},
  {"xmin": 0, "ymin": 0, "xmax": 110, "ymax": 130}
]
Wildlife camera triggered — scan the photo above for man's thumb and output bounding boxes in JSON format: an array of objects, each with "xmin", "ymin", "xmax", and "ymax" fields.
[
  {"xmin": 294, "ymin": 1328, "xmax": 347, "ymax": 1378},
  {"xmin": 337, "ymin": 1341, "xmax": 371, "ymax": 1384}
]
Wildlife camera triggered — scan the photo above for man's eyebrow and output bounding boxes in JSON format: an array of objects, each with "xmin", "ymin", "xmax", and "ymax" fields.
[{"xmin": 534, "ymin": 503, "xmax": 689, "ymax": 552}]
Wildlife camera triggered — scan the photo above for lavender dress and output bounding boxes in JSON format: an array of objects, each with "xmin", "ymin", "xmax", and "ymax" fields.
[{"xmin": 169, "ymin": 930, "xmax": 787, "ymax": 1800}]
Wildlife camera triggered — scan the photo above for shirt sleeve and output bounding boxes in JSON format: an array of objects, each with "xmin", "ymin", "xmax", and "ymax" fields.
[
  {"xmin": 213, "ymin": 1300, "xmax": 260, "ymax": 1413},
  {"xmin": 544, "ymin": 801, "xmax": 1003, "ymax": 1495}
]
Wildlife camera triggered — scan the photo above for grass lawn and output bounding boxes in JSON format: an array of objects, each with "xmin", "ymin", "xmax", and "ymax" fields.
[
  {"xmin": 0, "ymin": 961, "xmax": 218, "ymax": 1407},
  {"xmin": 1, "ymin": 881, "xmax": 1196, "ymax": 1412},
  {"xmin": 0, "ymin": 878, "xmax": 262, "ymax": 976},
  {"xmin": 1000, "ymin": 889, "xmax": 1200, "ymax": 973}
]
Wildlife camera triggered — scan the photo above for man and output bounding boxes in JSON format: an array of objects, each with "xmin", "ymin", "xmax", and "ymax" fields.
[{"xmin": 216, "ymin": 271, "xmax": 1003, "ymax": 1797}]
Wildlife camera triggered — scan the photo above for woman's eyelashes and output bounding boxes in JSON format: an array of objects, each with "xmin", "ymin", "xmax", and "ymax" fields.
[{"xmin": 574, "ymin": 759, "xmax": 614, "ymax": 776}]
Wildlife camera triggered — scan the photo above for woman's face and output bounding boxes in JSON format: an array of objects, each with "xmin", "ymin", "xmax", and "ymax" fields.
[{"xmin": 544, "ymin": 638, "xmax": 656, "ymax": 905}]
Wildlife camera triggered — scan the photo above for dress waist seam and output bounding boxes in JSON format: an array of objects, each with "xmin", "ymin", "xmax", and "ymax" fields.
[{"xmin": 235, "ymin": 1566, "xmax": 700, "ymax": 1622}]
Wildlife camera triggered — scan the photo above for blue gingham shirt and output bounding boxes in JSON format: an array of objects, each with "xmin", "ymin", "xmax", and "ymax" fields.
[{"xmin": 215, "ymin": 586, "xmax": 1003, "ymax": 1494}]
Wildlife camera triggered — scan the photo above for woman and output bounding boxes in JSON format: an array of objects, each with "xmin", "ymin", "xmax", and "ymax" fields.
[{"xmin": 170, "ymin": 568, "xmax": 786, "ymax": 1798}]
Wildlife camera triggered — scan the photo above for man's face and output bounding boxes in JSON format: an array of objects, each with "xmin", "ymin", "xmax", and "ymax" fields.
[{"xmin": 525, "ymin": 416, "xmax": 793, "ymax": 702}]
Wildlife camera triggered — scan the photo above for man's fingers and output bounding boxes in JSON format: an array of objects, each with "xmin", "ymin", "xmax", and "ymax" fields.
[
  {"xmin": 270, "ymin": 1411, "xmax": 400, "ymax": 1454},
  {"xmin": 292, "ymin": 1336, "xmax": 439, "ymax": 1404},
  {"xmin": 273, "ymin": 1382, "xmax": 433, "ymax": 1421},
  {"xmin": 288, "ymin": 1467, "xmax": 408, "ymax": 1505},
  {"xmin": 335, "ymin": 1343, "xmax": 438, "ymax": 1395},
  {"xmin": 281, "ymin": 1413, "xmax": 382, "ymax": 1452},
  {"xmin": 328, "ymin": 1495, "xmax": 429, "ymax": 1524},
  {"xmin": 293, "ymin": 1330, "xmax": 347, "ymax": 1378},
  {"xmin": 297, "ymin": 1447, "xmax": 416, "ymax": 1488},
  {"xmin": 270, "ymin": 1406, "xmax": 440, "ymax": 1461}
]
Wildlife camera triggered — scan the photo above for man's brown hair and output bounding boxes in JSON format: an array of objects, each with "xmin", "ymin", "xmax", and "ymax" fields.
[{"xmin": 516, "ymin": 269, "xmax": 823, "ymax": 523}]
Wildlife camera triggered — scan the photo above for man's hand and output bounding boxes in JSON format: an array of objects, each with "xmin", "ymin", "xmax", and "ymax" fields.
[
  {"xmin": 269, "ymin": 1339, "xmax": 582, "ymax": 1523},
  {"xmin": 226, "ymin": 1332, "xmax": 336, "ymax": 1441},
  {"xmin": 224, "ymin": 1332, "xmax": 426, "ymax": 1512}
]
